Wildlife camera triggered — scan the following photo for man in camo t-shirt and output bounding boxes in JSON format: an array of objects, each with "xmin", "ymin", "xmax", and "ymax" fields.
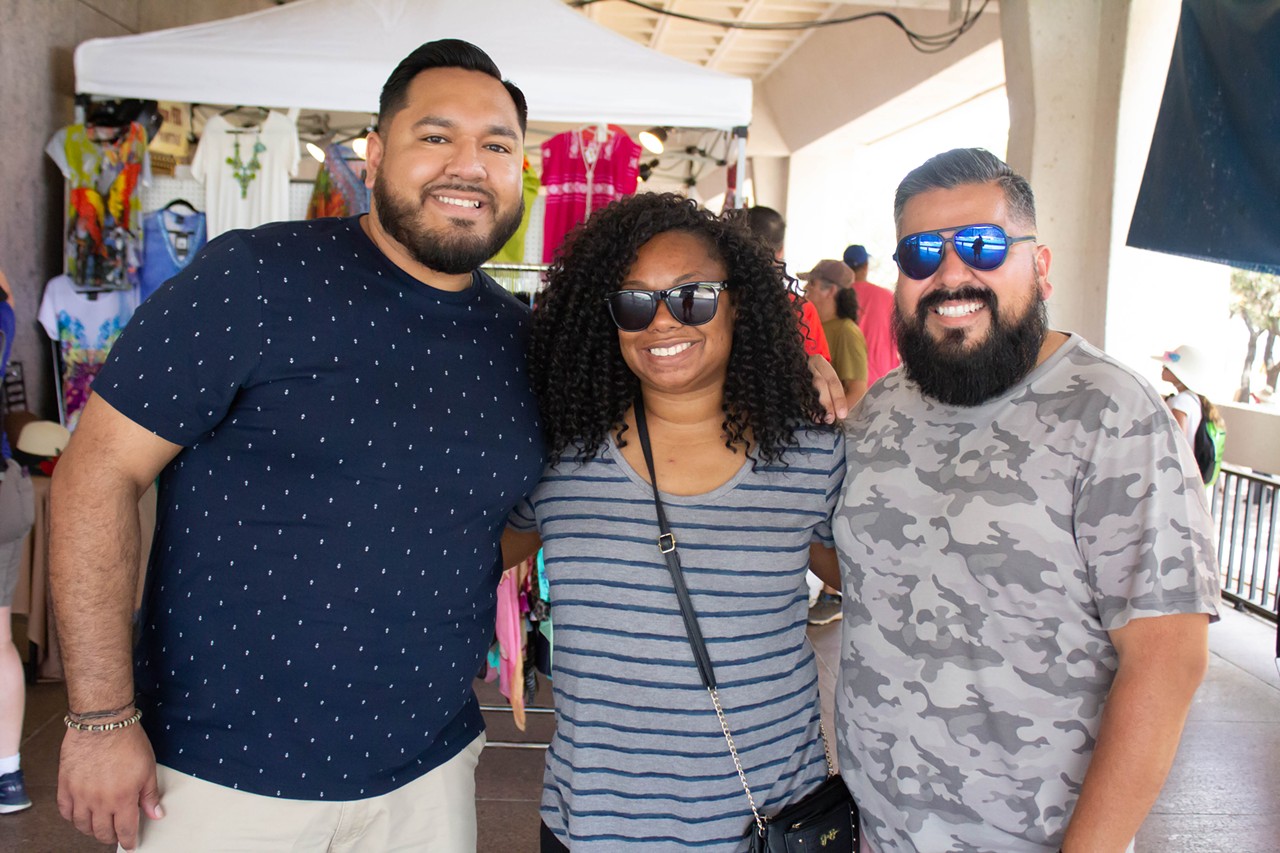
[{"xmin": 831, "ymin": 149, "xmax": 1219, "ymax": 853}]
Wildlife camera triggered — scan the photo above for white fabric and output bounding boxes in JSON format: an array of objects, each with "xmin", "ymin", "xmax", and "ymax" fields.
[
  {"xmin": 131, "ymin": 735, "xmax": 484, "ymax": 852},
  {"xmin": 73, "ymin": 0, "xmax": 751, "ymax": 129},
  {"xmin": 1169, "ymin": 389, "xmax": 1202, "ymax": 446},
  {"xmin": 191, "ymin": 112, "xmax": 299, "ymax": 238},
  {"xmin": 806, "ymin": 569, "xmax": 824, "ymax": 605}
]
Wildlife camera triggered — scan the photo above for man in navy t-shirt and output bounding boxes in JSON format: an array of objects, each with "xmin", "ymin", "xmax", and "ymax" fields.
[{"xmin": 50, "ymin": 40, "xmax": 542, "ymax": 852}]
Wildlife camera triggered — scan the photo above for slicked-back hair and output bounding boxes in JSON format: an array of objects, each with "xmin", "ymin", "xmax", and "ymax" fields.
[
  {"xmin": 377, "ymin": 39, "xmax": 528, "ymax": 135},
  {"xmin": 744, "ymin": 206, "xmax": 786, "ymax": 255},
  {"xmin": 894, "ymin": 148, "xmax": 1036, "ymax": 230},
  {"xmin": 529, "ymin": 193, "xmax": 825, "ymax": 468}
]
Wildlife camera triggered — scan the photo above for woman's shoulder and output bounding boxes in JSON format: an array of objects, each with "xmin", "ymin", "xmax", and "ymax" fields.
[{"xmin": 765, "ymin": 425, "xmax": 843, "ymax": 469}]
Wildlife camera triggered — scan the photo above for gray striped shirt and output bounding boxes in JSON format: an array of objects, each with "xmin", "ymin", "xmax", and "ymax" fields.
[{"xmin": 511, "ymin": 427, "xmax": 844, "ymax": 850}]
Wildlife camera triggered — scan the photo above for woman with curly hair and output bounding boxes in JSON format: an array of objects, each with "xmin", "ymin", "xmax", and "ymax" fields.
[{"xmin": 504, "ymin": 193, "xmax": 846, "ymax": 851}]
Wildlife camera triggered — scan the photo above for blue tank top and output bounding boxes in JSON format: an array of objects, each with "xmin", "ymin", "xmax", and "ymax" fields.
[
  {"xmin": 0, "ymin": 300, "xmax": 14, "ymax": 459},
  {"xmin": 139, "ymin": 208, "xmax": 207, "ymax": 302}
]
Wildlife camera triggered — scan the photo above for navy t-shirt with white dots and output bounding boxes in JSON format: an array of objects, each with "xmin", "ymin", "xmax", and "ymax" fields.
[{"xmin": 95, "ymin": 217, "xmax": 544, "ymax": 800}]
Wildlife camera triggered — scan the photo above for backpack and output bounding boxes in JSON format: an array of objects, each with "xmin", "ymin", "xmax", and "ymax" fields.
[{"xmin": 1191, "ymin": 397, "xmax": 1225, "ymax": 485}]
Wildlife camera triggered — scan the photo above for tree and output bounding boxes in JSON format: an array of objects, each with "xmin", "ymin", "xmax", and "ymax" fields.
[{"xmin": 1229, "ymin": 269, "xmax": 1280, "ymax": 401}]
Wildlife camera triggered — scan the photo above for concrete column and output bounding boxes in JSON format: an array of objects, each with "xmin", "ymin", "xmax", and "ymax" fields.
[
  {"xmin": 1001, "ymin": 0, "xmax": 1132, "ymax": 346},
  {"xmin": 748, "ymin": 156, "xmax": 790, "ymax": 216}
]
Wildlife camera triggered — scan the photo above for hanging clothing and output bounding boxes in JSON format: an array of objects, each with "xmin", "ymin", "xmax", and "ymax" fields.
[
  {"xmin": 38, "ymin": 274, "xmax": 138, "ymax": 431},
  {"xmin": 140, "ymin": 208, "xmax": 207, "ymax": 302},
  {"xmin": 306, "ymin": 144, "xmax": 370, "ymax": 220},
  {"xmin": 491, "ymin": 158, "xmax": 541, "ymax": 265},
  {"xmin": 192, "ymin": 111, "xmax": 300, "ymax": 238},
  {"xmin": 46, "ymin": 122, "xmax": 152, "ymax": 292},
  {"xmin": 540, "ymin": 125, "xmax": 641, "ymax": 263},
  {"xmin": 495, "ymin": 566, "xmax": 528, "ymax": 730},
  {"xmin": 0, "ymin": 300, "xmax": 14, "ymax": 459}
]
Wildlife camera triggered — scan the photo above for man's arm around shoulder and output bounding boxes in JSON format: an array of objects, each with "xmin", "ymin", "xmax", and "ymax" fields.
[
  {"xmin": 51, "ymin": 393, "xmax": 182, "ymax": 850},
  {"xmin": 1061, "ymin": 611, "xmax": 1210, "ymax": 852}
]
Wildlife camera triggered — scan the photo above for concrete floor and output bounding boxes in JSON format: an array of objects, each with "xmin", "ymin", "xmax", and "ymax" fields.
[{"xmin": 4, "ymin": 607, "xmax": 1278, "ymax": 852}]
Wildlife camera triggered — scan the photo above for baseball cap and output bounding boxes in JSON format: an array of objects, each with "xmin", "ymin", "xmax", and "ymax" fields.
[
  {"xmin": 804, "ymin": 259, "xmax": 853, "ymax": 288},
  {"xmin": 843, "ymin": 244, "xmax": 869, "ymax": 268}
]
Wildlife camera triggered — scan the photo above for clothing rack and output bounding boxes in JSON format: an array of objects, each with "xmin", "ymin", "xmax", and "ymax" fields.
[
  {"xmin": 478, "ymin": 704, "xmax": 553, "ymax": 750},
  {"xmin": 480, "ymin": 262, "xmax": 548, "ymax": 298}
]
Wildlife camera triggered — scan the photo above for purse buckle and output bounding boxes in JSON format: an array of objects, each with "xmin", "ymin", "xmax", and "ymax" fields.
[{"xmin": 658, "ymin": 533, "xmax": 677, "ymax": 553}]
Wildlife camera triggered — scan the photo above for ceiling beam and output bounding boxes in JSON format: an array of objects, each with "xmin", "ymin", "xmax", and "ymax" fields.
[
  {"xmin": 760, "ymin": 2, "xmax": 843, "ymax": 79},
  {"xmin": 648, "ymin": 0, "xmax": 674, "ymax": 52},
  {"xmin": 706, "ymin": 0, "xmax": 768, "ymax": 70}
]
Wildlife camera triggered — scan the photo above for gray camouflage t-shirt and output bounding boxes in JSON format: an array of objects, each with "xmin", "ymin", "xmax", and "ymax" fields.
[{"xmin": 833, "ymin": 334, "xmax": 1219, "ymax": 853}]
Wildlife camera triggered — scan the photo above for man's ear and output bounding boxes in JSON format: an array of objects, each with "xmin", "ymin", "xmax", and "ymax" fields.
[
  {"xmin": 363, "ymin": 131, "xmax": 385, "ymax": 191},
  {"xmin": 1035, "ymin": 244, "xmax": 1052, "ymax": 301}
]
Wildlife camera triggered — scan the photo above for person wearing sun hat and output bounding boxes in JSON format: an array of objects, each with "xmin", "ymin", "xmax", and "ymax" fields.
[
  {"xmin": 1153, "ymin": 343, "xmax": 1226, "ymax": 485},
  {"xmin": 1153, "ymin": 344, "xmax": 1216, "ymax": 444}
]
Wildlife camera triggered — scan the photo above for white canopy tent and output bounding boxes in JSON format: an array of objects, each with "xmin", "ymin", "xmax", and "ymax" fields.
[{"xmin": 73, "ymin": 0, "xmax": 752, "ymax": 129}]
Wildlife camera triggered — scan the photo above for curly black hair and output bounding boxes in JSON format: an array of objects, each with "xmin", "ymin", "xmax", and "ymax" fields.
[{"xmin": 528, "ymin": 192, "xmax": 825, "ymax": 467}]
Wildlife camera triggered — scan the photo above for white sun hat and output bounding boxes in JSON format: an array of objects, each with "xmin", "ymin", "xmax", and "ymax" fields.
[
  {"xmin": 16, "ymin": 420, "xmax": 71, "ymax": 458},
  {"xmin": 1152, "ymin": 344, "xmax": 1217, "ymax": 395}
]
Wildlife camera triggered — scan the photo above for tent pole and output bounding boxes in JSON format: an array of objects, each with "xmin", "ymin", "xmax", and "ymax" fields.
[{"xmin": 724, "ymin": 125, "xmax": 748, "ymax": 210}]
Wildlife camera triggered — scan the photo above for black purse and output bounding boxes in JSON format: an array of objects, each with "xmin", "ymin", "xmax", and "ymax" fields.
[{"xmin": 633, "ymin": 401, "xmax": 859, "ymax": 853}]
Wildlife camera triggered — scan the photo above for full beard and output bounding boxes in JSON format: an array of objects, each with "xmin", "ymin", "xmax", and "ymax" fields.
[
  {"xmin": 373, "ymin": 176, "xmax": 524, "ymax": 275},
  {"xmin": 893, "ymin": 280, "xmax": 1048, "ymax": 407}
]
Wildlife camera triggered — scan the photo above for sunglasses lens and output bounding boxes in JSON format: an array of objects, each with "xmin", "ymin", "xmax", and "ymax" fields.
[
  {"xmin": 664, "ymin": 284, "xmax": 720, "ymax": 326},
  {"xmin": 607, "ymin": 284, "xmax": 722, "ymax": 330},
  {"xmin": 953, "ymin": 225, "xmax": 1008, "ymax": 270},
  {"xmin": 896, "ymin": 234, "xmax": 944, "ymax": 280},
  {"xmin": 607, "ymin": 291, "xmax": 657, "ymax": 332}
]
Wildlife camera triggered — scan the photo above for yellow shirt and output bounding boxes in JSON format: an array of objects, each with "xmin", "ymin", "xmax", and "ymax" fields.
[{"xmin": 822, "ymin": 317, "xmax": 868, "ymax": 384}]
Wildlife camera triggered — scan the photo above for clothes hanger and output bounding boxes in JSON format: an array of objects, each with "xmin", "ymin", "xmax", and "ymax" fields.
[
  {"xmin": 162, "ymin": 199, "xmax": 199, "ymax": 214},
  {"xmin": 219, "ymin": 105, "xmax": 269, "ymax": 129}
]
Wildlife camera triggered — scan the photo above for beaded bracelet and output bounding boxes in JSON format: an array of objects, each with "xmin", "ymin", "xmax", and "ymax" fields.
[{"xmin": 64, "ymin": 708, "xmax": 143, "ymax": 733}]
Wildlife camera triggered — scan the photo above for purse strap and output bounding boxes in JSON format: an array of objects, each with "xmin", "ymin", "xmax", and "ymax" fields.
[{"xmin": 632, "ymin": 400, "xmax": 835, "ymax": 835}]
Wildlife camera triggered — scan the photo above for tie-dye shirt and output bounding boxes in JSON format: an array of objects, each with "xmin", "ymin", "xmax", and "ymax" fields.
[{"xmin": 37, "ymin": 274, "xmax": 138, "ymax": 430}]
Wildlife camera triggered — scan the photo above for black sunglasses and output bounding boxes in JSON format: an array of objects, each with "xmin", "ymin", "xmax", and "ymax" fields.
[
  {"xmin": 894, "ymin": 223, "xmax": 1035, "ymax": 280},
  {"xmin": 605, "ymin": 282, "xmax": 728, "ymax": 332}
]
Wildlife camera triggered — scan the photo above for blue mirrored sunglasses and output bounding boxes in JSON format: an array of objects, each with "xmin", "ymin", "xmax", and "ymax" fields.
[{"xmin": 893, "ymin": 223, "xmax": 1036, "ymax": 280}]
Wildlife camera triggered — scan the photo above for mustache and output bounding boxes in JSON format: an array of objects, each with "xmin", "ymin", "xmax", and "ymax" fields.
[
  {"xmin": 419, "ymin": 183, "xmax": 496, "ymax": 206},
  {"xmin": 916, "ymin": 285, "xmax": 996, "ymax": 316}
]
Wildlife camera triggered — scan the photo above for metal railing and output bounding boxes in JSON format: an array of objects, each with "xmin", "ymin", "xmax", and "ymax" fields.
[{"xmin": 1211, "ymin": 464, "xmax": 1280, "ymax": 622}]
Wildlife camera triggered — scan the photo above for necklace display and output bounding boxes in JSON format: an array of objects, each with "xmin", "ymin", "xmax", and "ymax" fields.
[{"xmin": 226, "ymin": 133, "xmax": 266, "ymax": 199}]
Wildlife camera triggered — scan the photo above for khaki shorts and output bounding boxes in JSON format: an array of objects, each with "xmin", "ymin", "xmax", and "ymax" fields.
[
  {"xmin": 131, "ymin": 732, "xmax": 485, "ymax": 852},
  {"xmin": 0, "ymin": 459, "xmax": 35, "ymax": 607}
]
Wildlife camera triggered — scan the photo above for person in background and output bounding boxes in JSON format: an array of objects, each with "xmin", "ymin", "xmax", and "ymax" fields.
[
  {"xmin": 1154, "ymin": 344, "xmax": 1214, "ymax": 443},
  {"xmin": 803, "ymin": 260, "xmax": 868, "ymax": 408},
  {"xmin": 832, "ymin": 148, "xmax": 1219, "ymax": 852},
  {"xmin": 504, "ymin": 192, "xmax": 843, "ymax": 851},
  {"xmin": 743, "ymin": 206, "xmax": 831, "ymax": 361},
  {"xmin": 49, "ymin": 39, "xmax": 540, "ymax": 852},
  {"xmin": 799, "ymin": 259, "xmax": 868, "ymax": 626},
  {"xmin": 0, "ymin": 267, "xmax": 35, "ymax": 816},
  {"xmin": 841, "ymin": 243, "xmax": 899, "ymax": 386},
  {"xmin": 1154, "ymin": 344, "xmax": 1226, "ymax": 486}
]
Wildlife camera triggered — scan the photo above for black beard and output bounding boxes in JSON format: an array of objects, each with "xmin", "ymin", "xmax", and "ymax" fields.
[
  {"xmin": 373, "ymin": 176, "xmax": 524, "ymax": 275},
  {"xmin": 893, "ymin": 282, "xmax": 1048, "ymax": 407}
]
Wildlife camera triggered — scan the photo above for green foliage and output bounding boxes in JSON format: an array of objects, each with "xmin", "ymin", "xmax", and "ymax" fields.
[{"xmin": 1229, "ymin": 269, "xmax": 1280, "ymax": 398}]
